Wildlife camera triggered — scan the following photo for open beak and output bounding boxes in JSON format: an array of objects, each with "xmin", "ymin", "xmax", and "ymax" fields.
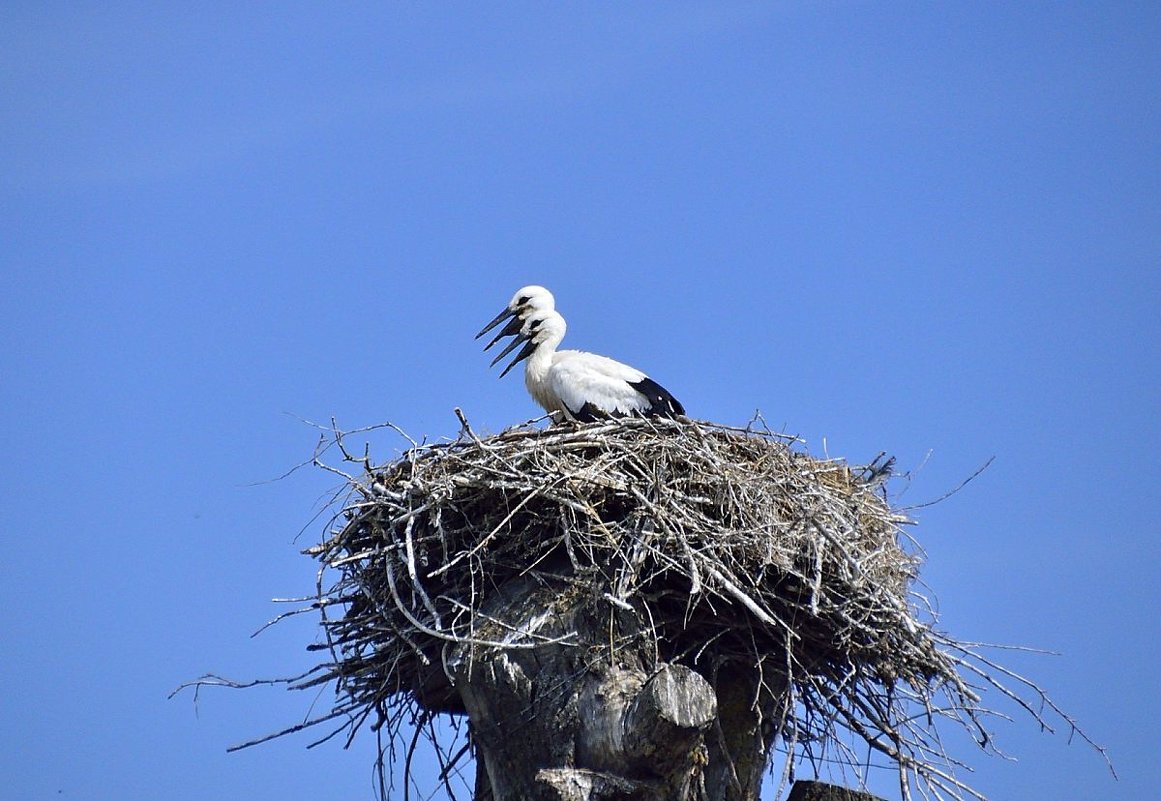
[
  {"xmin": 482, "ymin": 314, "xmax": 524, "ymax": 351},
  {"xmin": 498, "ymin": 338, "xmax": 537, "ymax": 378},
  {"xmin": 476, "ymin": 306, "xmax": 515, "ymax": 339},
  {"xmin": 490, "ymin": 332, "xmax": 527, "ymax": 367}
]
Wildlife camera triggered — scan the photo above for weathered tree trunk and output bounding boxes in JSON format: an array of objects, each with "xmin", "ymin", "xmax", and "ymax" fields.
[
  {"xmin": 449, "ymin": 572, "xmax": 787, "ymax": 801},
  {"xmin": 702, "ymin": 665, "xmax": 785, "ymax": 801},
  {"xmin": 785, "ymin": 781, "xmax": 886, "ymax": 801}
]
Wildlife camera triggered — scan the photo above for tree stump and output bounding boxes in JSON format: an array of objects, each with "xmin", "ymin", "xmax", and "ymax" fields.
[
  {"xmin": 786, "ymin": 780, "xmax": 887, "ymax": 801},
  {"xmin": 450, "ymin": 572, "xmax": 784, "ymax": 801}
]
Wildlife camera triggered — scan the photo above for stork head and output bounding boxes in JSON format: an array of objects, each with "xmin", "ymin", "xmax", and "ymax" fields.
[
  {"xmin": 475, "ymin": 285, "xmax": 556, "ymax": 346},
  {"xmin": 492, "ymin": 308, "xmax": 567, "ymax": 378}
]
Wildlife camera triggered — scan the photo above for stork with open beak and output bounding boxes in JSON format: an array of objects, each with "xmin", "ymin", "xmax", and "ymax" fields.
[{"xmin": 484, "ymin": 304, "xmax": 685, "ymax": 423}]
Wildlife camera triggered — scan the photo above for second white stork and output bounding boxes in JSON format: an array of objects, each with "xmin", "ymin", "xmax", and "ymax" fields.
[{"xmin": 486, "ymin": 307, "xmax": 685, "ymax": 422}]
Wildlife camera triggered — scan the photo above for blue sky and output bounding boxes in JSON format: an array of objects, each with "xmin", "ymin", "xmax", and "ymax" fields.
[{"xmin": 2, "ymin": 3, "xmax": 1158, "ymax": 799}]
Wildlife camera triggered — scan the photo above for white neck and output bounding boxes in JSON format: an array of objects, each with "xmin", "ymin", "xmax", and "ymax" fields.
[
  {"xmin": 524, "ymin": 324, "xmax": 565, "ymax": 413},
  {"xmin": 524, "ymin": 325, "xmax": 563, "ymax": 381}
]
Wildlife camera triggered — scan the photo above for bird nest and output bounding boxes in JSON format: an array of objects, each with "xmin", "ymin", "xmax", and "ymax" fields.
[{"xmin": 209, "ymin": 413, "xmax": 1105, "ymax": 801}]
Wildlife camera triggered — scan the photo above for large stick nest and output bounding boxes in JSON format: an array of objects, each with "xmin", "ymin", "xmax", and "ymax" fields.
[{"xmin": 283, "ymin": 415, "xmax": 1102, "ymax": 800}]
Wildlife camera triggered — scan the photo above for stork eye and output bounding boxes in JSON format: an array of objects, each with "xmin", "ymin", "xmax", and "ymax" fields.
[{"xmin": 518, "ymin": 295, "xmax": 530, "ymax": 305}]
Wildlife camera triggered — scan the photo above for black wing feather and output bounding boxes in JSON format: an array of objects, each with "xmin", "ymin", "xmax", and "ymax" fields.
[{"xmin": 628, "ymin": 377, "xmax": 685, "ymax": 418}]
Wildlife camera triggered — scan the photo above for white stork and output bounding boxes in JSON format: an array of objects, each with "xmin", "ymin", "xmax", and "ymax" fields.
[
  {"xmin": 475, "ymin": 285, "xmax": 555, "ymax": 351},
  {"xmin": 485, "ymin": 306, "xmax": 685, "ymax": 422}
]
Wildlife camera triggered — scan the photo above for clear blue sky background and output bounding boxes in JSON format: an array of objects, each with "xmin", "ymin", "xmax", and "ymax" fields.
[{"xmin": 2, "ymin": 3, "xmax": 1158, "ymax": 800}]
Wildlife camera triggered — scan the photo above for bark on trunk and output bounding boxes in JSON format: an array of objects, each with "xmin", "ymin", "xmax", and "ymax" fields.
[
  {"xmin": 449, "ymin": 572, "xmax": 787, "ymax": 801},
  {"xmin": 785, "ymin": 781, "xmax": 887, "ymax": 801}
]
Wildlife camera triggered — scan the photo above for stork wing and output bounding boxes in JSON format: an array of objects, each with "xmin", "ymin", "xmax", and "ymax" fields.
[{"xmin": 549, "ymin": 351, "xmax": 683, "ymax": 419}]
